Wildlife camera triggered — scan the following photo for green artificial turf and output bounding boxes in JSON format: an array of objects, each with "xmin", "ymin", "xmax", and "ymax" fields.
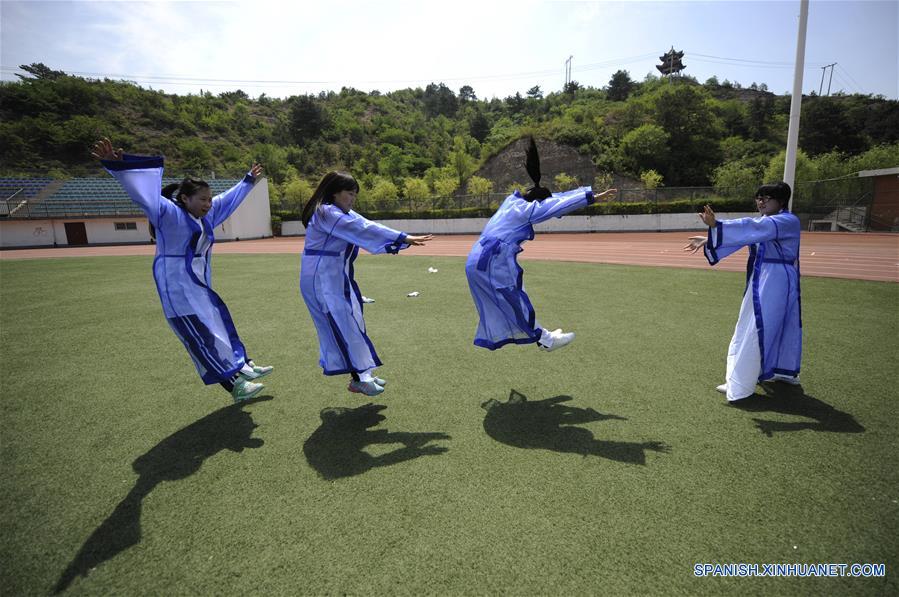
[{"xmin": 1, "ymin": 254, "xmax": 896, "ymax": 595}]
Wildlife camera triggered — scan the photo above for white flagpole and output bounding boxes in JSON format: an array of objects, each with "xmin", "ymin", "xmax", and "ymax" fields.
[{"xmin": 784, "ymin": 0, "xmax": 809, "ymax": 212}]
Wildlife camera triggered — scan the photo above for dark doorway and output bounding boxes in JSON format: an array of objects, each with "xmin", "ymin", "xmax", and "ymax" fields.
[{"xmin": 64, "ymin": 222, "xmax": 88, "ymax": 245}]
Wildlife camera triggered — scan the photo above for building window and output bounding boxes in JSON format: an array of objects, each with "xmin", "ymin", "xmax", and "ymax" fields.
[{"xmin": 114, "ymin": 222, "xmax": 138, "ymax": 231}]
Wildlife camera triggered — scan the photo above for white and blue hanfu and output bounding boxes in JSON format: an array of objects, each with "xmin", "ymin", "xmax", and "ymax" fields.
[
  {"xmin": 300, "ymin": 204, "xmax": 410, "ymax": 376},
  {"xmin": 101, "ymin": 154, "xmax": 258, "ymax": 384},
  {"xmin": 704, "ymin": 212, "xmax": 803, "ymax": 400},
  {"xmin": 466, "ymin": 187, "xmax": 595, "ymax": 350}
]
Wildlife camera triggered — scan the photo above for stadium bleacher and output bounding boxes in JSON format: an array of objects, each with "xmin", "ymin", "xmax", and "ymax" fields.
[{"xmin": 1, "ymin": 177, "xmax": 242, "ymax": 218}]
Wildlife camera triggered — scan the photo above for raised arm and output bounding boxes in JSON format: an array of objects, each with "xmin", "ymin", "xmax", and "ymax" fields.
[
  {"xmin": 527, "ymin": 187, "xmax": 616, "ymax": 225},
  {"xmin": 701, "ymin": 206, "xmax": 799, "ymax": 265},
  {"xmin": 92, "ymin": 138, "xmax": 169, "ymax": 226},
  {"xmin": 210, "ymin": 164, "xmax": 263, "ymax": 227}
]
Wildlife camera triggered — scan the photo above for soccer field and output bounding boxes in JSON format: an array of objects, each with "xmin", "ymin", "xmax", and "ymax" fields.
[{"xmin": 1, "ymin": 254, "xmax": 896, "ymax": 595}]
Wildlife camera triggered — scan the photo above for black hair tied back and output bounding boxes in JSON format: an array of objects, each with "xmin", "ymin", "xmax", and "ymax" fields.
[
  {"xmin": 522, "ymin": 136, "xmax": 552, "ymax": 201},
  {"xmin": 162, "ymin": 177, "xmax": 209, "ymax": 208}
]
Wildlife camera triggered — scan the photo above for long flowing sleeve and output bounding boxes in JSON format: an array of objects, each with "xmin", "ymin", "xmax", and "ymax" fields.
[
  {"xmin": 704, "ymin": 212, "xmax": 800, "ymax": 265},
  {"xmin": 323, "ymin": 207, "xmax": 409, "ymax": 254},
  {"xmin": 210, "ymin": 173, "xmax": 257, "ymax": 227},
  {"xmin": 101, "ymin": 154, "xmax": 170, "ymax": 226},
  {"xmin": 527, "ymin": 187, "xmax": 594, "ymax": 225}
]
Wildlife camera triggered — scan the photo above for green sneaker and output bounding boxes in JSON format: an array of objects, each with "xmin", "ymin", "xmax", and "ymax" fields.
[{"xmin": 232, "ymin": 377, "xmax": 264, "ymax": 402}]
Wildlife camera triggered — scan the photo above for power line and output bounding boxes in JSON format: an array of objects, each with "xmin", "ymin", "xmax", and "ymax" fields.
[
  {"xmin": 0, "ymin": 53, "xmax": 685, "ymax": 91},
  {"xmin": 835, "ymin": 64, "xmax": 866, "ymax": 94},
  {"xmin": 689, "ymin": 52, "xmax": 827, "ymax": 67}
]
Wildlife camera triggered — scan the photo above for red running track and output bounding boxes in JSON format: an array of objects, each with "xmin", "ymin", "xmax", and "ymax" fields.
[{"xmin": 2, "ymin": 232, "xmax": 896, "ymax": 283}]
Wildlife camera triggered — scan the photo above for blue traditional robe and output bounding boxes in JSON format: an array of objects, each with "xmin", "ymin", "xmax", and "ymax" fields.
[
  {"xmin": 102, "ymin": 154, "xmax": 257, "ymax": 384},
  {"xmin": 300, "ymin": 204, "xmax": 410, "ymax": 376},
  {"xmin": 704, "ymin": 211, "xmax": 803, "ymax": 391},
  {"xmin": 466, "ymin": 188, "xmax": 594, "ymax": 349}
]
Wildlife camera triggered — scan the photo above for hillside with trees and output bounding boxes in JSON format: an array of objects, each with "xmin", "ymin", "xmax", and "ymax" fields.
[{"xmin": 1, "ymin": 63, "xmax": 897, "ymax": 210}]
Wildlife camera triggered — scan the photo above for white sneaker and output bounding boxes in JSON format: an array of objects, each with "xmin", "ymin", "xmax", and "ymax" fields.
[
  {"xmin": 240, "ymin": 362, "xmax": 273, "ymax": 381},
  {"xmin": 716, "ymin": 384, "xmax": 728, "ymax": 394},
  {"xmin": 540, "ymin": 329, "xmax": 575, "ymax": 352},
  {"xmin": 771, "ymin": 373, "xmax": 801, "ymax": 385}
]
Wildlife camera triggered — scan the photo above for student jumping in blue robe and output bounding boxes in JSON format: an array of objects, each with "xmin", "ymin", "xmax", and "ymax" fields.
[
  {"xmin": 91, "ymin": 138, "xmax": 273, "ymax": 402},
  {"xmin": 299, "ymin": 171, "xmax": 433, "ymax": 397},
  {"xmin": 684, "ymin": 182, "xmax": 802, "ymax": 402},
  {"xmin": 466, "ymin": 137, "xmax": 616, "ymax": 351}
]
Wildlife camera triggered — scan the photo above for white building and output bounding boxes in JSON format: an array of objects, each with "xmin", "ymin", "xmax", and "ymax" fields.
[{"xmin": 0, "ymin": 177, "xmax": 272, "ymax": 248}]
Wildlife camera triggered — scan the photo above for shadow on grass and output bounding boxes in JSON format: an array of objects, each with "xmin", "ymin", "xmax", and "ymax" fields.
[
  {"xmin": 729, "ymin": 383, "xmax": 865, "ymax": 436},
  {"xmin": 54, "ymin": 396, "xmax": 271, "ymax": 594},
  {"xmin": 303, "ymin": 403, "xmax": 450, "ymax": 480},
  {"xmin": 482, "ymin": 390, "xmax": 669, "ymax": 464}
]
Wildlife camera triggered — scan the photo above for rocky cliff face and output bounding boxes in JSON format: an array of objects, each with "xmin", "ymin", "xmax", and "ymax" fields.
[{"xmin": 475, "ymin": 137, "xmax": 597, "ymax": 193}]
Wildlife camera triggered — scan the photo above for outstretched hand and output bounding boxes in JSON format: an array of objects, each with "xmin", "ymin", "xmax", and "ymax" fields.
[
  {"xmin": 595, "ymin": 188, "xmax": 618, "ymax": 202},
  {"xmin": 699, "ymin": 204, "xmax": 717, "ymax": 227},
  {"xmin": 405, "ymin": 234, "xmax": 433, "ymax": 246},
  {"xmin": 90, "ymin": 137, "xmax": 123, "ymax": 161},
  {"xmin": 683, "ymin": 236, "xmax": 707, "ymax": 255},
  {"xmin": 249, "ymin": 163, "xmax": 263, "ymax": 178}
]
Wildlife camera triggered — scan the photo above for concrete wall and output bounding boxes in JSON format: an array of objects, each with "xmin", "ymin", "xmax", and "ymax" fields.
[
  {"xmin": 216, "ymin": 179, "xmax": 272, "ymax": 240},
  {"xmin": 0, "ymin": 220, "xmax": 63, "ymax": 247},
  {"xmin": 0, "ymin": 218, "xmax": 152, "ymax": 247},
  {"xmin": 0, "ymin": 179, "xmax": 272, "ymax": 248},
  {"xmin": 281, "ymin": 212, "xmax": 758, "ymax": 236}
]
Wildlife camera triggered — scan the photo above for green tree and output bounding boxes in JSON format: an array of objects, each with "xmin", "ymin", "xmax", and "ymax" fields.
[
  {"xmin": 800, "ymin": 96, "xmax": 867, "ymax": 156},
  {"xmin": 434, "ymin": 177, "xmax": 459, "ymax": 196},
  {"xmin": 288, "ymin": 95, "xmax": 325, "ymax": 146},
  {"xmin": 378, "ymin": 144, "xmax": 413, "ymax": 180},
  {"xmin": 176, "ymin": 138, "xmax": 214, "ymax": 174},
  {"xmin": 712, "ymin": 162, "xmax": 760, "ymax": 198},
  {"xmin": 527, "ymin": 85, "xmax": 543, "ymax": 100},
  {"xmin": 594, "ymin": 173, "xmax": 613, "ymax": 190},
  {"xmin": 607, "ymin": 70, "xmax": 635, "ymax": 101},
  {"xmin": 423, "ymin": 83, "xmax": 458, "ymax": 118},
  {"xmin": 846, "ymin": 143, "xmax": 899, "ymax": 173},
  {"xmin": 281, "ymin": 178, "xmax": 314, "ymax": 211},
  {"xmin": 448, "ymin": 136, "xmax": 476, "ymax": 190},
  {"xmin": 554, "ymin": 172, "xmax": 578, "ymax": 190},
  {"xmin": 648, "ymin": 83, "xmax": 723, "ymax": 185},
  {"xmin": 640, "ymin": 169, "xmax": 663, "ymax": 189},
  {"xmin": 403, "ymin": 177, "xmax": 430, "ymax": 199},
  {"xmin": 17, "ymin": 62, "xmax": 67, "ymax": 80},
  {"xmin": 252, "ymin": 143, "xmax": 290, "ymax": 183},
  {"xmin": 367, "ymin": 177, "xmax": 399, "ymax": 201},
  {"xmin": 763, "ymin": 149, "xmax": 818, "ymax": 186},
  {"xmin": 469, "ymin": 110, "xmax": 491, "ymax": 143},
  {"xmin": 620, "ymin": 124, "xmax": 670, "ymax": 175},
  {"xmin": 506, "ymin": 181, "xmax": 527, "ymax": 194},
  {"xmin": 467, "ymin": 176, "xmax": 494, "ymax": 195},
  {"xmin": 564, "ymin": 80, "xmax": 582, "ymax": 94}
]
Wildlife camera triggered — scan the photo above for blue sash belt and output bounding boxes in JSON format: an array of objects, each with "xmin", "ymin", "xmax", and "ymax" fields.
[
  {"xmin": 477, "ymin": 237, "xmax": 503, "ymax": 271},
  {"xmin": 304, "ymin": 249, "xmax": 341, "ymax": 256},
  {"xmin": 762, "ymin": 258, "xmax": 796, "ymax": 265}
]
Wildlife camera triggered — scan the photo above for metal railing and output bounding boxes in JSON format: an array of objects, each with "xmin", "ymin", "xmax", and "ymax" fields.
[{"xmin": 0, "ymin": 196, "xmax": 144, "ymax": 219}]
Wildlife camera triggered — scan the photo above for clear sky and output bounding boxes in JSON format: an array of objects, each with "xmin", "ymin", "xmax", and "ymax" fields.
[{"xmin": 1, "ymin": 0, "xmax": 896, "ymax": 99}]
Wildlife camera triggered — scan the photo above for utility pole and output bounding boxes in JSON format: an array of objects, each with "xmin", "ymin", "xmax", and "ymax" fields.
[
  {"xmin": 784, "ymin": 0, "xmax": 809, "ymax": 212},
  {"xmin": 818, "ymin": 62, "xmax": 836, "ymax": 95},
  {"xmin": 564, "ymin": 55, "xmax": 573, "ymax": 89}
]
